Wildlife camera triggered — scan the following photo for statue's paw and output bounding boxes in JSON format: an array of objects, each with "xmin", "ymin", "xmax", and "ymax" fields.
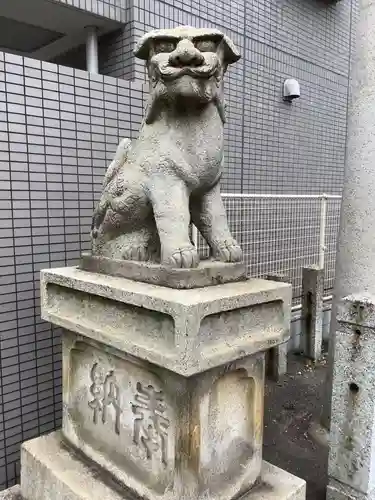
[
  {"xmin": 164, "ymin": 246, "xmax": 199, "ymax": 269},
  {"xmin": 213, "ymin": 239, "xmax": 243, "ymax": 263},
  {"xmin": 123, "ymin": 245, "xmax": 152, "ymax": 262}
]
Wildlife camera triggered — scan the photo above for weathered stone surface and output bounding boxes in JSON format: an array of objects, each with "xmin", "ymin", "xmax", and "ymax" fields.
[
  {"xmin": 18, "ymin": 432, "xmax": 305, "ymax": 500},
  {"xmin": 91, "ymin": 26, "xmax": 243, "ymax": 269},
  {"xmin": 328, "ymin": 294, "xmax": 375, "ymax": 499},
  {"xmin": 63, "ymin": 332, "xmax": 265, "ymax": 500},
  {"xmin": 327, "ymin": 477, "xmax": 373, "ymax": 500},
  {"xmin": 80, "ymin": 253, "xmax": 247, "ymax": 289},
  {"xmin": 41, "ymin": 267, "xmax": 292, "ymax": 376}
]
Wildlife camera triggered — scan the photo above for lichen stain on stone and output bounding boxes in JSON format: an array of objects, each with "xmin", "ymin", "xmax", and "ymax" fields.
[
  {"xmin": 344, "ymin": 434, "xmax": 354, "ymax": 452},
  {"xmin": 350, "ymin": 299, "xmax": 373, "ymax": 324},
  {"xmin": 342, "ymin": 379, "xmax": 361, "ymax": 481},
  {"xmin": 350, "ymin": 326, "xmax": 362, "ymax": 362},
  {"xmin": 342, "ymin": 430, "xmax": 361, "ymax": 481},
  {"xmin": 188, "ymin": 421, "xmax": 200, "ymax": 470},
  {"xmin": 349, "ymin": 302, "xmax": 364, "ymax": 359}
]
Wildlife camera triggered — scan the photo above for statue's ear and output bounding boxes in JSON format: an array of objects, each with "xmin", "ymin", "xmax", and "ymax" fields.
[
  {"xmin": 134, "ymin": 32, "xmax": 153, "ymax": 60},
  {"xmin": 222, "ymin": 35, "xmax": 241, "ymax": 65}
]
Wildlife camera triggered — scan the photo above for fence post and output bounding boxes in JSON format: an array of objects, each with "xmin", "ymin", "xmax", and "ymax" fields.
[
  {"xmin": 301, "ymin": 265, "xmax": 324, "ymax": 360},
  {"xmin": 319, "ymin": 194, "xmax": 327, "ymax": 269},
  {"xmin": 299, "ymin": 194, "xmax": 327, "ymax": 360},
  {"xmin": 265, "ymin": 273, "xmax": 290, "ymax": 380}
]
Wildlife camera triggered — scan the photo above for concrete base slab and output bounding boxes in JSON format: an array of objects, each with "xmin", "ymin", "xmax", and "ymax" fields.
[
  {"xmin": 327, "ymin": 478, "xmax": 375, "ymax": 500},
  {"xmin": 20, "ymin": 432, "xmax": 127, "ymax": 500},
  {"xmin": 80, "ymin": 253, "xmax": 247, "ymax": 289},
  {"xmin": 245, "ymin": 461, "xmax": 306, "ymax": 499},
  {"xmin": 9, "ymin": 432, "xmax": 305, "ymax": 500}
]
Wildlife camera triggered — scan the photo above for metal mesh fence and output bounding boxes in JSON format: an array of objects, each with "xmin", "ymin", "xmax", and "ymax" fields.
[
  {"xmin": 324, "ymin": 197, "xmax": 342, "ymax": 294},
  {"xmin": 195, "ymin": 194, "xmax": 342, "ymax": 305}
]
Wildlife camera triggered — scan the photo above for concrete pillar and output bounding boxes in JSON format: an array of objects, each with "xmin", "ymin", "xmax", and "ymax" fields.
[
  {"xmin": 327, "ymin": 295, "xmax": 375, "ymax": 499},
  {"xmin": 322, "ymin": 0, "xmax": 375, "ymax": 432},
  {"xmin": 301, "ymin": 266, "xmax": 324, "ymax": 361},
  {"xmin": 86, "ymin": 26, "xmax": 99, "ymax": 74},
  {"xmin": 266, "ymin": 273, "xmax": 290, "ymax": 380},
  {"xmin": 325, "ymin": 0, "xmax": 375, "ymax": 497}
]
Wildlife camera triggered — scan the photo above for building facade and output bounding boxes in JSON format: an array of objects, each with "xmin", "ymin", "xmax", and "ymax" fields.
[{"xmin": 0, "ymin": 0, "xmax": 354, "ymax": 490}]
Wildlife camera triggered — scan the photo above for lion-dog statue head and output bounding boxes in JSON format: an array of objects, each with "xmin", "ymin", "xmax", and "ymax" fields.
[{"xmin": 135, "ymin": 26, "xmax": 240, "ymax": 125}]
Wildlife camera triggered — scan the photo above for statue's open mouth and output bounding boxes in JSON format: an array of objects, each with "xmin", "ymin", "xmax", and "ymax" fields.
[{"xmin": 158, "ymin": 62, "xmax": 218, "ymax": 81}]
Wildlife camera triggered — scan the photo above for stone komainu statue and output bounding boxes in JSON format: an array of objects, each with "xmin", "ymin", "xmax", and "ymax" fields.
[{"xmin": 91, "ymin": 26, "xmax": 243, "ymax": 269}]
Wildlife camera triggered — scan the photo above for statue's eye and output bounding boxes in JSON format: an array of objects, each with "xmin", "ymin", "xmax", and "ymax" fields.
[
  {"xmin": 194, "ymin": 39, "xmax": 217, "ymax": 52},
  {"xmin": 153, "ymin": 40, "xmax": 176, "ymax": 54}
]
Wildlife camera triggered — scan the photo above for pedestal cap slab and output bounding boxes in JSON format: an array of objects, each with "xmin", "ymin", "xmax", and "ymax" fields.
[{"xmin": 40, "ymin": 267, "xmax": 292, "ymax": 376}]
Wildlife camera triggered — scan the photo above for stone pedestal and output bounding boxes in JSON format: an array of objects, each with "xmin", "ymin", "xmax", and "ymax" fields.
[{"xmin": 2, "ymin": 267, "xmax": 305, "ymax": 500}]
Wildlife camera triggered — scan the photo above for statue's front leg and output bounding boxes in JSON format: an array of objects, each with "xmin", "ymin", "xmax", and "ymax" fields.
[
  {"xmin": 191, "ymin": 183, "xmax": 242, "ymax": 262},
  {"xmin": 149, "ymin": 176, "xmax": 199, "ymax": 268},
  {"xmin": 91, "ymin": 195, "xmax": 110, "ymax": 239}
]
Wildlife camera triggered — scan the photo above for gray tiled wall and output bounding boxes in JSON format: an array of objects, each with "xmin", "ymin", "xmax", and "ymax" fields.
[
  {"xmin": 51, "ymin": 0, "xmax": 130, "ymax": 22},
  {"xmin": 100, "ymin": 0, "xmax": 352, "ymax": 193},
  {"xmin": 0, "ymin": 53, "xmax": 145, "ymax": 488},
  {"xmin": 99, "ymin": 24, "xmax": 135, "ymax": 79},
  {"xmin": 0, "ymin": 0, "xmax": 354, "ymax": 490}
]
